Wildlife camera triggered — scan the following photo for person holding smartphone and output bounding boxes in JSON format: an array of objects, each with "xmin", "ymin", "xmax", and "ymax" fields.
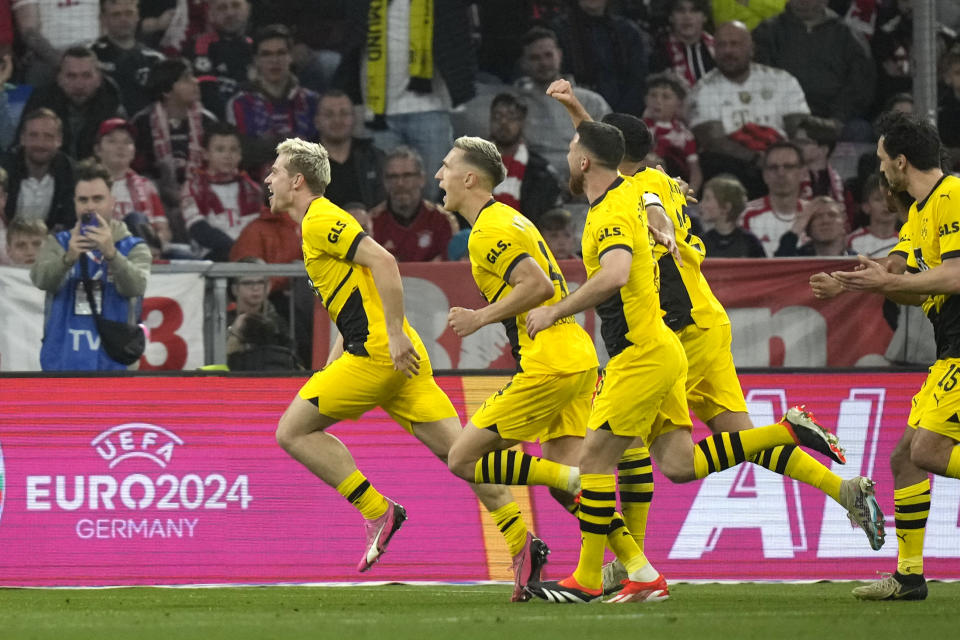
[{"xmin": 30, "ymin": 159, "xmax": 152, "ymax": 370}]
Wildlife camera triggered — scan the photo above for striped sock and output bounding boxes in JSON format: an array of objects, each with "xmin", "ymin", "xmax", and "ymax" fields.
[
  {"xmin": 335, "ymin": 469, "xmax": 388, "ymax": 520},
  {"xmin": 894, "ymin": 479, "xmax": 930, "ymax": 576},
  {"xmin": 752, "ymin": 445, "xmax": 842, "ymax": 502},
  {"xmin": 694, "ymin": 425, "xmax": 793, "ymax": 478},
  {"xmin": 617, "ymin": 447, "xmax": 653, "ymax": 551},
  {"xmin": 474, "ymin": 449, "xmax": 574, "ymax": 491},
  {"xmin": 572, "ymin": 474, "xmax": 617, "ymax": 591},
  {"xmin": 489, "ymin": 501, "xmax": 528, "ymax": 557}
]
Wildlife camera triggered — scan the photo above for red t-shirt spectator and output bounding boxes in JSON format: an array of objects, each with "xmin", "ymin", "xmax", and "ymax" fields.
[
  {"xmin": 229, "ymin": 207, "xmax": 302, "ymax": 293},
  {"xmin": 370, "ymin": 200, "xmax": 457, "ymax": 262}
]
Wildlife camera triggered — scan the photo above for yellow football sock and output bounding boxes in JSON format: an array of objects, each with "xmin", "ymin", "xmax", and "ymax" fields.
[
  {"xmin": 945, "ymin": 447, "xmax": 960, "ymax": 479},
  {"xmin": 752, "ymin": 445, "xmax": 842, "ymax": 502},
  {"xmin": 336, "ymin": 469, "xmax": 388, "ymax": 520},
  {"xmin": 694, "ymin": 425, "xmax": 793, "ymax": 478},
  {"xmin": 474, "ymin": 449, "xmax": 574, "ymax": 491},
  {"xmin": 617, "ymin": 447, "xmax": 653, "ymax": 551},
  {"xmin": 489, "ymin": 501, "xmax": 529, "ymax": 557},
  {"xmin": 894, "ymin": 479, "xmax": 930, "ymax": 576},
  {"xmin": 572, "ymin": 474, "xmax": 616, "ymax": 591}
]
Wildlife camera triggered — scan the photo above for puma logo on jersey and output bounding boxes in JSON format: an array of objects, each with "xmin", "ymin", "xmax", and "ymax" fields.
[
  {"xmin": 939, "ymin": 221, "xmax": 960, "ymax": 237},
  {"xmin": 328, "ymin": 220, "xmax": 347, "ymax": 243},
  {"xmin": 486, "ymin": 240, "xmax": 510, "ymax": 264}
]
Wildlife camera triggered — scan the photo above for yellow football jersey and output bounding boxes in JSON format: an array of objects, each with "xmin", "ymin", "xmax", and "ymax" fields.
[
  {"xmin": 301, "ymin": 197, "xmax": 416, "ymax": 363},
  {"xmin": 468, "ymin": 200, "xmax": 598, "ymax": 374},
  {"xmin": 904, "ymin": 175, "xmax": 960, "ymax": 358},
  {"xmin": 581, "ymin": 176, "xmax": 678, "ymax": 358},
  {"xmin": 625, "ymin": 168, "xmax": 728, "ymax": 331},
  {"xmin": 889, "ymin": 213, "xmax": 912, "ymax": 261}
]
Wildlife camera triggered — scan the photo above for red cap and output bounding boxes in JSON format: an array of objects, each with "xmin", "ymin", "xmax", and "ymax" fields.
[{"xmin": 96, "ymin": 118, "xmax": 135, "ymax": 142}]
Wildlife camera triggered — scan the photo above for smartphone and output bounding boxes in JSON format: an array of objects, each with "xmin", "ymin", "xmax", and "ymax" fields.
[{"xmin": 80, "ymin": 212, "xmax": 98, "ymax": 234}]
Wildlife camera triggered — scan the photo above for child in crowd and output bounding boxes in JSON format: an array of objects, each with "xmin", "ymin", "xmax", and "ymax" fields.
[
  {"xmin": 539, "ymin": 208, "xmax": 578, "ymax": 260},
  {"xmin": 846, "ymin": 173, "xmax": 901, "ymax": 258},
  {"xmin": 792, "ymin": 116, "xmax": 845, "ymax": 206},
  {"xmin": 4, "ymin": 218, "xmax": 47, "ymax": 266},
  {"xmin": 181, "ymin": 122, "xmax": 262, "ymax": 261},
  {"xmin": 642, "ymin": 72, "xmax": 702, "ymax": 193},
  {"xmin": 94, "ymin": 118, "xmax": 170, "ymax": 244},
  {"xmin": 699, "ymin": 174, "xmax": 766, "ymax": 258}
]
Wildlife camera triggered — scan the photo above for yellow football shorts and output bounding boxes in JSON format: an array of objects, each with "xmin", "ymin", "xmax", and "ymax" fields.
[
  {"xmin": 908, "ymin": 357, "xmax": 960, "ymax": 441},
  {"xmin": 678, "ymin": 323, "xmax": 748, "ymax": 423},
  {"xmin": 588, "ymin": 333, "xmax": 692, "ymax": 442},
  {"xmin": 470, "ymin": 368, "xmax": 597, "ymax": 443},
  {"xmin": 298, "ymin": 351, "xmax": 456, "ymax": 433}
]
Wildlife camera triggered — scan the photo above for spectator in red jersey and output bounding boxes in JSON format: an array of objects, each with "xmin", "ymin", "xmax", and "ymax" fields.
[
  {"xmin": 226, "ymin": 24, "xmax": 319, "ymax": 180},
  {"xmin": 370, "ymin": 146, "xmax": 458, "ymax": 262},
  {"xmin": 488, "ymin": 93, "xmax": 561, "ymax": 227},
  {"xmin": 740, "ymin": 141, "xmax": 808, "ymax": 257},
  {"xmin": 642, "ymin": 72, "xmax": 702, "ymax": 193},
  {"xmin": 180, "ymin": 122, "xmax": 261, "ymax": 261},
  {"xmin": 93, "ymin": 118, "xmax": 169, "ymax": 244},
  {"xmin": 649, "ymin": 0, "xmax": 716, "ymax": 89}
]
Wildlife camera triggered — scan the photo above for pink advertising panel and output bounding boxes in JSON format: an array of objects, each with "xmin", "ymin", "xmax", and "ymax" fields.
[{"xmin": 1, "ymin": 372, "xmax": 958, "ymax": 586}]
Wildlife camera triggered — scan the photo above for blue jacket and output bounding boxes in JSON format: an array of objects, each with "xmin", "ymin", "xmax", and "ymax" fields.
[{"xmin": 39, "ymin": 232, "xmax": 144, "ymax": 371}]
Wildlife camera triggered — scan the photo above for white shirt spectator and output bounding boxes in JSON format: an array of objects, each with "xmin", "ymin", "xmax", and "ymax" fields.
[
  {"xmin": 14, "ymin": 174, "xmax": 55, "ymax": 223},
  {"xmin": 740, "ymin": 195, "xmax": 807, "ymax": 257},
  {"xmin": 847, "ymin": 227, "xmax": 900, "ymax": 258},
  {"xmin": 688, "ymin": 63, "xmax": 810, "ymax": 136},
  {"xmin": 11, "ymin": 0, "xmax": 99, "ymax": 50}
]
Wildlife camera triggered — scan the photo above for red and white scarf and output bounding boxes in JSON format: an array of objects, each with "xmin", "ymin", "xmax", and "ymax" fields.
[
  {"xmin": 149, "ymin": 101, "xmax": 205, "ymax": 175},
  {"xmin": 187, "ymin": 169, "xmax": 263, "ymax": 219},
  {"xmin": 664, "ymin": 32, "xmax": 715, "ymax": 88},
  {"xmin": 492, "ymin": 143, "xmax": 529, "ymax": 212}
]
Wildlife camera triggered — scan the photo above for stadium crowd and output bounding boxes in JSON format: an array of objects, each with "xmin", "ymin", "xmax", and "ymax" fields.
[{"xmin": 1, "ymin": 0, "xmax": 959, "ymax": 363}]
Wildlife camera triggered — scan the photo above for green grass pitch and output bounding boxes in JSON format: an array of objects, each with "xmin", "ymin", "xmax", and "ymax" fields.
[{"xmin": 2, "ymin": 582, "xmax": 957, "ymax": 640}]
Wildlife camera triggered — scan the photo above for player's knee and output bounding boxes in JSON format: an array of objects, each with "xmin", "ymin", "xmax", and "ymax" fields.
[
  {"xmin": 275, "ymin": 417, "xmax": 296, "ymax": 453},
  {"xmin": 446, "ymin": 445, "xmax": 474, "ymax": 480},
  {"xmin": 890, "ymin": 441, "xmax": 913, "ymax": 476},
  {"xmin": 657, "ymin": 457, "xmax": 696, "ymax": 483}
]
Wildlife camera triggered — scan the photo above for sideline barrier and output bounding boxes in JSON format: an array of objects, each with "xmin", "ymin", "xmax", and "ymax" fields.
[{"xmin": 1, "ymin": 372, "xmax": 959, "ymax": 587}]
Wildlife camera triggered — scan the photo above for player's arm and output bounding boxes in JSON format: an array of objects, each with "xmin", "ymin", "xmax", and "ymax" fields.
[
  {"xmin": 351, "ymin": 236, "xmax": 420, "ymax": 377},
  {"xmin": 448, "ymin": 257, "xmax": 553, "ymax": 337},
  {"xmin": 831, "ymin": 254, "xmax": 958, "ymax": 305},
  {"xmin": 526, "ymin": 248, "xmax": 632, "ymax": 339},
  {"xmin": 811, "ymin": 254, "xmax": 906, "ymax": 300},
  {"xmin": 546, "ymin": 79, "xmax": 592, "ymax": 129},
  {"xmin": 645, "ymin": 201, "xmax": 681, "ymax": 263}
]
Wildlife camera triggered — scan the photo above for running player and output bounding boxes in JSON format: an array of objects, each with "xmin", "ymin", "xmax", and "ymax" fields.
[
  {"xmin": 832, "ymin": 112, "xmax": 960, "ymax": 601},
  {"xmin": 269, "ymin": 138, "xmax": 522, "ymax": 576},
  {"xmin": 437, "ymin": 135, "xmax": 603, "ymax": 600},
  {"xmin": 522, "ymin": 121, "xmax": 846, "ymax": 603},
  {"xmin": 545, "ymin": 80, "xmax": 886, "ymax": 592}
]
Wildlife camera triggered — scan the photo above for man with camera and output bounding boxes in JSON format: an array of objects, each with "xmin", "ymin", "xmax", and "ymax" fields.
[{"xmin": 30, "ymin": 159, "xmax": 151, "ymax": 370}]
